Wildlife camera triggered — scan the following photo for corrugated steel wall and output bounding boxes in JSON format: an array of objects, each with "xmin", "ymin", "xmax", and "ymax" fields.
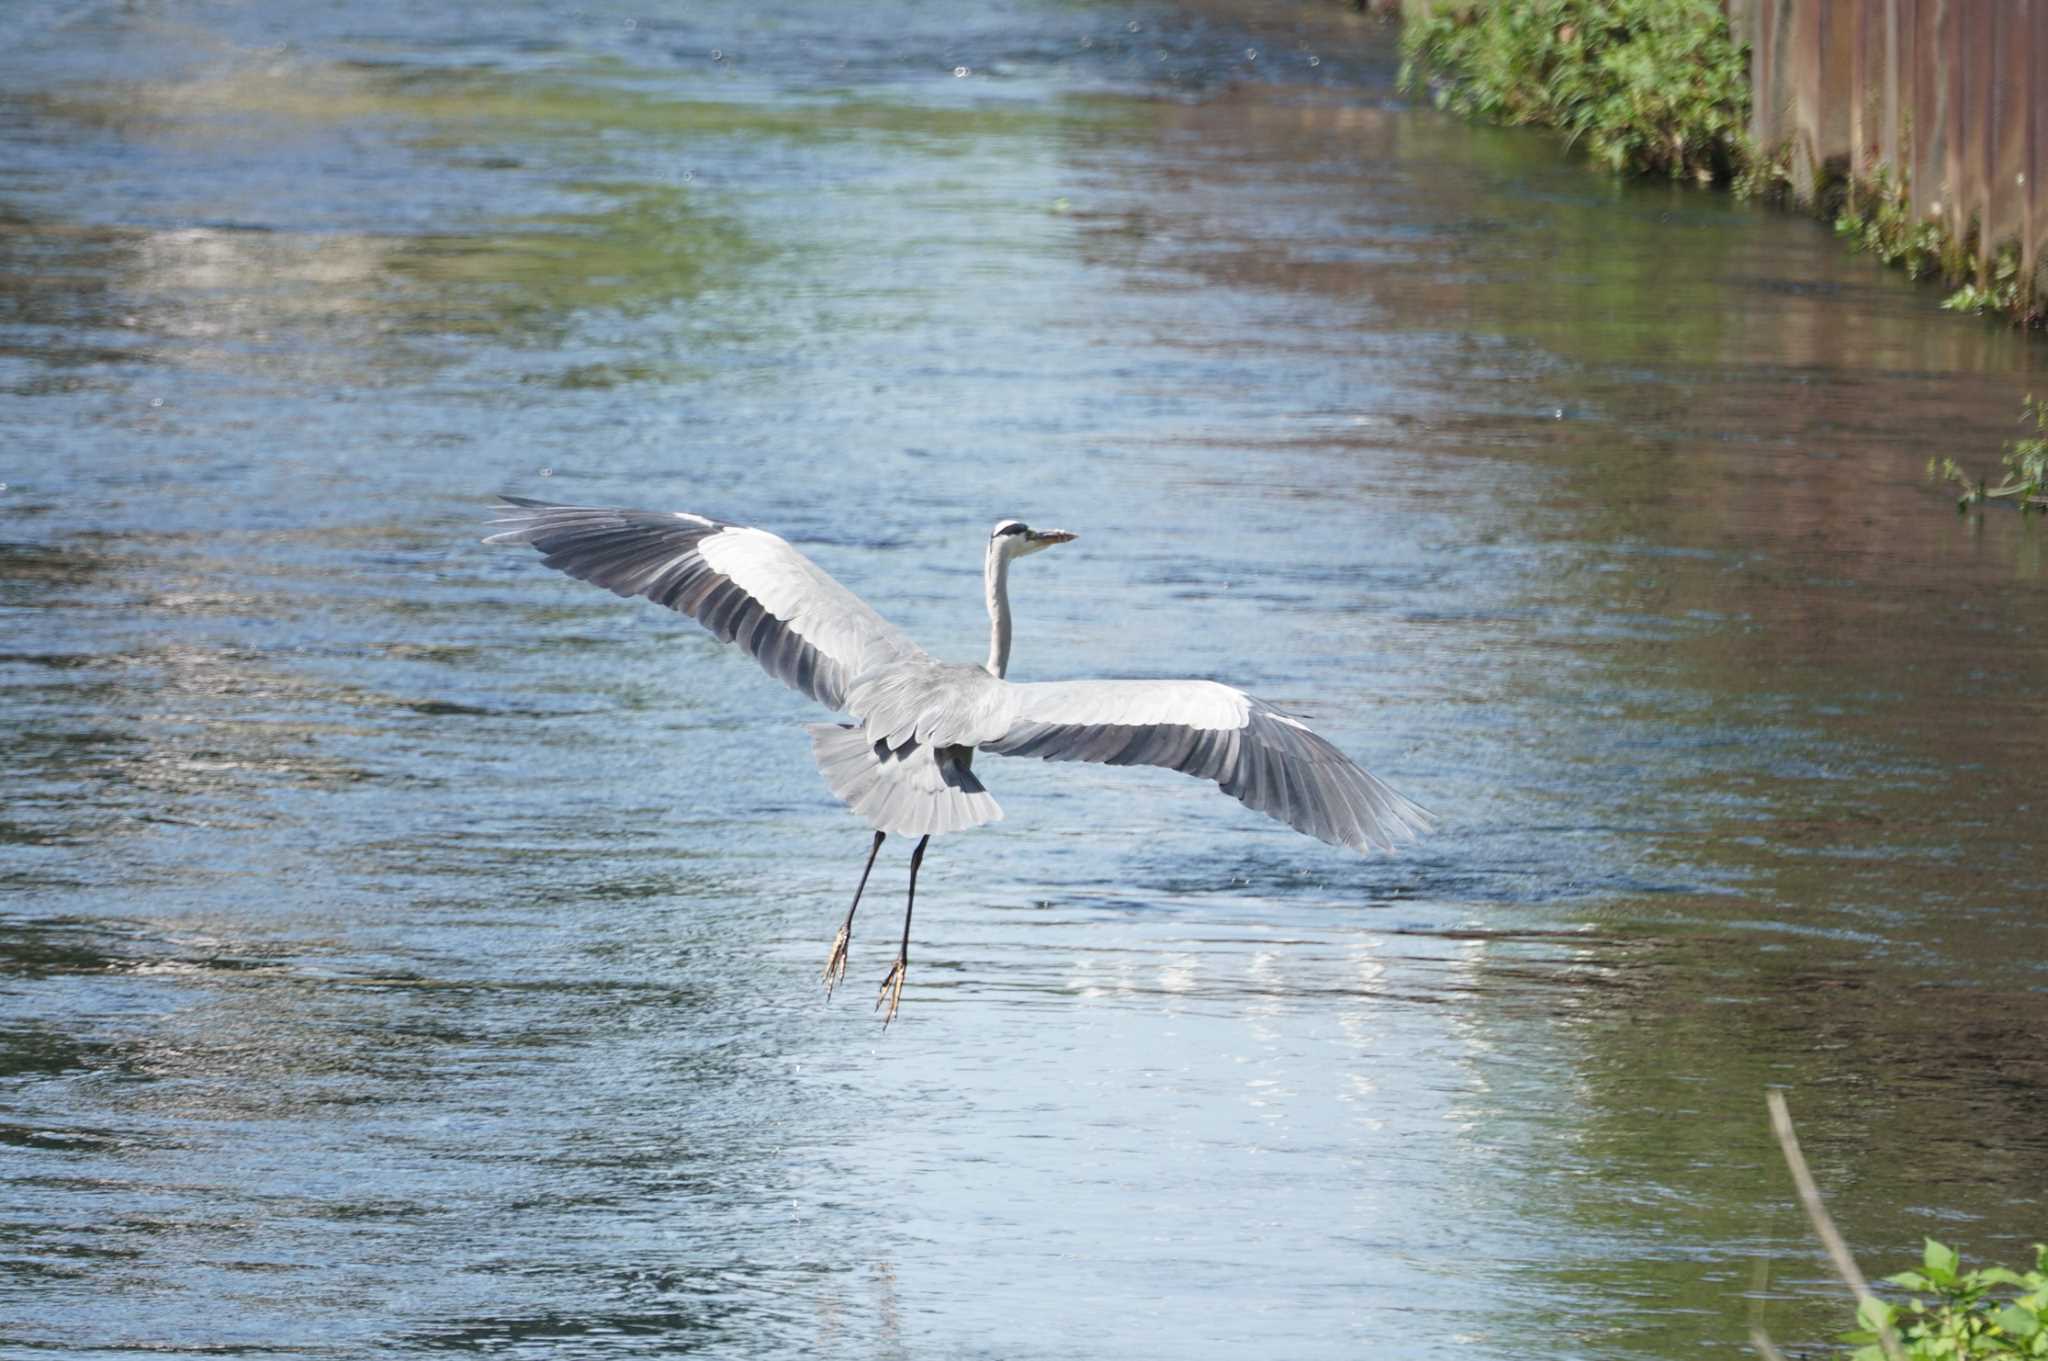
[{"xmin": 1737, "ymin": 0, "xmax": 2045, "ymax": 295}]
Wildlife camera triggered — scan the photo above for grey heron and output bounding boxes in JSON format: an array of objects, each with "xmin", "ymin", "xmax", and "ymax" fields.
[{"xmin": 486, "ymin": 498, "xmax": 1431, "ymax": 1022}]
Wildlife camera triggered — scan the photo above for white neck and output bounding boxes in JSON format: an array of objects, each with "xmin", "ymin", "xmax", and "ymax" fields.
[{"xmin": 984, "ymin": 539, "xmax": 1013, "ymax": 678}]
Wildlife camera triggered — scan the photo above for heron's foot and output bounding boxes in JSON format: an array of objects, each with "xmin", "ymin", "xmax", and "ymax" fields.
[
  {"xmin": 875, "ymin": 954, "xmax": 908, "ymax": 1026},
  {"xmin": 822, "ymin": 921, "xmax": 852, "ymax": 999}
]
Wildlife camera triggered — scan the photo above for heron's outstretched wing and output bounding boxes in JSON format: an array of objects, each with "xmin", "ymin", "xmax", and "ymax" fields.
[
  {"xmin": 981, "ymin": 679, "xmax": 1430, "ymax": 854},
  {"xmin": 484, "ymin": 497, "xmax": 926, "ymax": 712}
]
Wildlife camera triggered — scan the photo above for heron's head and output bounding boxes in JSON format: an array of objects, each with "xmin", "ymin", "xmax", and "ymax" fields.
[{"xmin": 990, "ymin": 519, "xmax": 1077, "ymax": 559}]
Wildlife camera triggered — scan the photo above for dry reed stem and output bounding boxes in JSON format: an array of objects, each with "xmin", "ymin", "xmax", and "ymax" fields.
[
  {"xmin": 1748, "ymin": 1324, "xmax": 1792, "ymax": 1361},
  {"xmin": 1762, "ymin": 1089, "xmax": 1907, "ymax": 1361}
]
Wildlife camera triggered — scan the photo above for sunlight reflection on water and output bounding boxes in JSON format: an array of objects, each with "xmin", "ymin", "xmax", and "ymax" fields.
[{"xmin": 3, "ymin": 1, "xmax": 2046, "ymax": 1358}]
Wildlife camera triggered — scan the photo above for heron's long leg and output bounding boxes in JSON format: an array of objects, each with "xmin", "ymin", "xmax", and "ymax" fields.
[
  {"xmin": 824, "ymin": 830, "xmax": 885, "ymax": 999},
  {"xmin": 876, "ymin": 834, "xmax": 928, "ymax": 1026}
]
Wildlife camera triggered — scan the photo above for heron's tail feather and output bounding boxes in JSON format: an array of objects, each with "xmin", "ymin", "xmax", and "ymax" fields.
[{"xmin": 807, "ymin": 724, "xmax": 1003, "ymax": 837}]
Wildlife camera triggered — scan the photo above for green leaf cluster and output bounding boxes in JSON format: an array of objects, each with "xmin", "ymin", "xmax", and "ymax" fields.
[
  {"xmin": 2010, "ymin": 397, "xmax": 2048, "ymax": 510},
  {"xmin": 1931, "ymin": 394, "xmax": 2048, "ymax": 514},
  {"xmin": 1833, "ymin": 169, "xmax": 1955, "ymax": 279},
  {"xmin": 1833, "ymin": 170, "xmax": 2040, "ymax": 324},
  {"xmin": 1397, "ymin": 0, "xmax": 1752, "ymax": 184},
  {"xmin": 1940, "ymin": 245, "xmax": 2029, "ymax": 319},
  {"xmin": 1842, "ymin": 1240, "xmax": 2048, "ymax": 1359}
]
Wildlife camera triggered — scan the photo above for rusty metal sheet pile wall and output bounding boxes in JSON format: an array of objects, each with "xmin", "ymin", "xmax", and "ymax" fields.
[{"xmin": 1738, "ymin": 0, "xmax": 2044, "ymax": 293}]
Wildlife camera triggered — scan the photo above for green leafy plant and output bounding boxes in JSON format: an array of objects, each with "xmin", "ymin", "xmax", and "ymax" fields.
[
  {"xmin": 1398, "ymin": 0, "xmax": 1752, "ymax": 184},
  {"xmin": 1399, "ymin": 3, "xmax": 2044, "ymax": 329},
  {"xmin": 1930, "ymin": 394, "xmax": 2048, "ymax": 514},
  {"xmin": 1941, "ymin": 245, "xmax": 2027, "ymax": 318},
  {"xmin": 1833, "ymin": 169, "xmax": 1950, "ymax": 279},
  {"xmin": 1833, "ymin": 175, "xmax": 2042, "ymax": 327},
  {"xmin": 1756, "ymin": 1096, "xmax": 2044, "ymax": 1361},
  {"xmin": 1840, "ymin": 1239, "xmax": 2048, "ymax": 1360}
]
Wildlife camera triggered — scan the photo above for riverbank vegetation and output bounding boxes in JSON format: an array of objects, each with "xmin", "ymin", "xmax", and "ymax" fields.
[
  {"xmin": 1932, "ymin": 395, "xmax": 2048, "ymax": 515},
  {"xmin": 1838, "ymin": 1240, "xmax": 2048, "ymax": 1361},
  {"xmin": 1398, "ymin": 0, "xmax": 1748, "ymax": 185},
  {"xmin": 1761, "ymin": 1094, "xmax": 2046, "ymax": 1360},
  {"xmin": 1831, "ymin": 173, "xmax": 2043, "ymax": 327},
  {"xmin": 1398, "ymin": 1, "xmax": 2045, "ymax": 332}
]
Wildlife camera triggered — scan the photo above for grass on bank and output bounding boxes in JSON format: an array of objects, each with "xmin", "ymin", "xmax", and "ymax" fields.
[
  {"xmin": 1397, "ymin": 0, "xmax": 1750, "ymax": 184},
  {"xmin": 1399, "ymin": 0, "xmax": 2045, "ymax": 332}
]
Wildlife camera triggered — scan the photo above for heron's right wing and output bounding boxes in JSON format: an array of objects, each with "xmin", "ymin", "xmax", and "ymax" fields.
[
  {"xmin": 981, "ymin": 678, "xmax": 1431, "ymax": 854},
  {"xmin": 485, "ymin": 497, "xmax": 926, "ymax": 712}
]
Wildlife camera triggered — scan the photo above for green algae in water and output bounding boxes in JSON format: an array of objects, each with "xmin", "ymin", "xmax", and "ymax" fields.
[{"xmin": 387, "ymin": 182, "xmax": 764, "ymax": 334}]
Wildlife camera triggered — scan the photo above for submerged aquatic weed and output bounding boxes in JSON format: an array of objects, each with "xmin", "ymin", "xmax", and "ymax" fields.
[{"xmin": 1398, "ymin": 0, "xmax": 1751, "ymax": 184}]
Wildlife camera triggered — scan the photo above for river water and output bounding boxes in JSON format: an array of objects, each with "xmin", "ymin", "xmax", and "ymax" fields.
[{"xmin": 4, "ymin": 2, "xmax": 2044, "ymax": 1357}]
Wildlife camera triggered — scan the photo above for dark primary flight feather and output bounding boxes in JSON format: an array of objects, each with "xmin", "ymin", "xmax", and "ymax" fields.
[{"xmin": 484, "ymin": 496, "xmax": 924, "ymax": 712}]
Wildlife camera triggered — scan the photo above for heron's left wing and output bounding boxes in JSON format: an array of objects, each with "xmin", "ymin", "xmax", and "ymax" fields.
[
  {"xmin": 485, "ymin": 497, "xmax": 925, "ymax": 712},
  {"xmin": 981, "ymin": 679, "xmax": 1430, "ymax": 854}
]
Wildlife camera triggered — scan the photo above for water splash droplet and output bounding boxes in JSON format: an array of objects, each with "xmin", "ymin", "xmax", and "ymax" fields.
[{"xmin": 953, "ymin": 65, "xmax": 970, "ymax": 78}]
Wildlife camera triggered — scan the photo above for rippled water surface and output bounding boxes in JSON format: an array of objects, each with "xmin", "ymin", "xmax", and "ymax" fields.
[{"xmin": 4, "ymin": 2, "xmax": 2045, "ymax": 1357}]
